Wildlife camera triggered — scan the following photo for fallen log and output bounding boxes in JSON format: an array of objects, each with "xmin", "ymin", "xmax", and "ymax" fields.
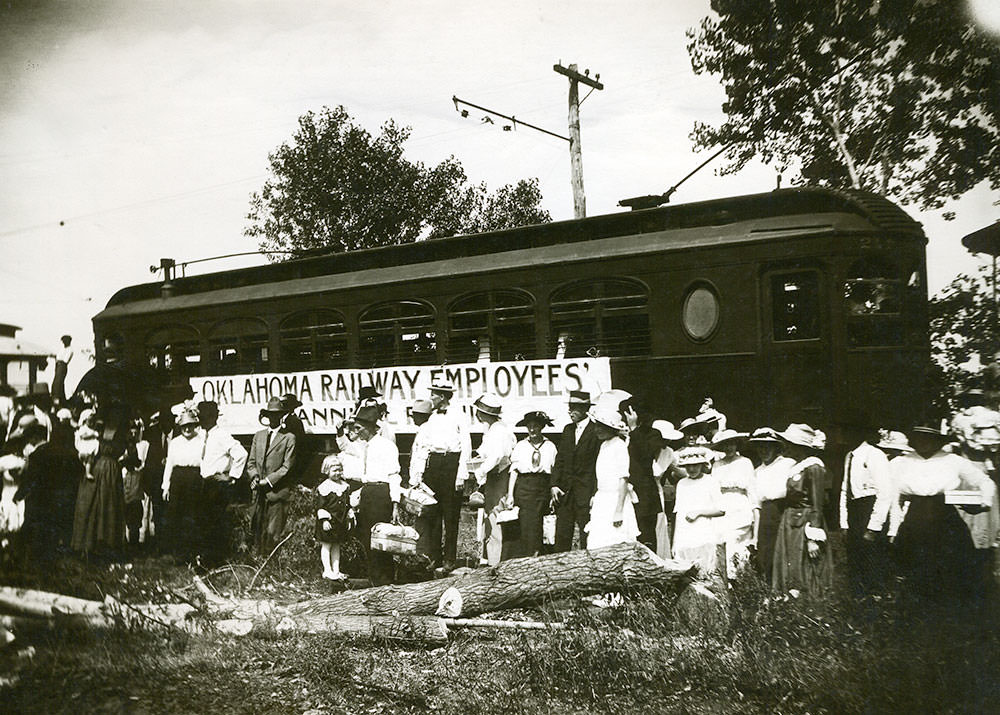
[{"xmin": 283, "ymin": 541, "xmax": 695, "ymax": 619}]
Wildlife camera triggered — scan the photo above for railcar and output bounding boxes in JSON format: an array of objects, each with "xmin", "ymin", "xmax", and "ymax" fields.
[{"xmin": 92, "ymin": 186, "xmax": 930, "ymax": 450}]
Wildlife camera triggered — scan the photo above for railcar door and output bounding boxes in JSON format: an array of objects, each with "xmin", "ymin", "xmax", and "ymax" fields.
[{"xmin": 760, "ymin": 266, "xmax": 832, "ymax": 428}]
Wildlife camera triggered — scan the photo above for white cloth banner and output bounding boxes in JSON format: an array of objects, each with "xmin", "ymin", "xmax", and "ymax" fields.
[{"xmin": 189, "ymin": 357, "xmax": 612, "ymax": 435}]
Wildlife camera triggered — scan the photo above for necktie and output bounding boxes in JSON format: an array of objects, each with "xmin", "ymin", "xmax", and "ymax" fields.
[{"xmin": 264, "ymin": 430, "xmax": 271, "ymax": 456}]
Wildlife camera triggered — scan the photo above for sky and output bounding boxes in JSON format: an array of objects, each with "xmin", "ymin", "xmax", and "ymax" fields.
[{"xmin": 1, "ymin": 0, "xmax": 998, "ymax": 392}]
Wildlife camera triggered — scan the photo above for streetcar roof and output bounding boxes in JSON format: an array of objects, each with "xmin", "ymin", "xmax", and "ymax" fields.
[{"xmin": 96, "ymin": 186, "xmax": 921, "ymax": 320}]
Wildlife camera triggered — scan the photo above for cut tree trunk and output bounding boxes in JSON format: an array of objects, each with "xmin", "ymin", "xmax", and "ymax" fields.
[{"xmin": 283, "ymin": 541, "xmax": 695, "ymax": 619}]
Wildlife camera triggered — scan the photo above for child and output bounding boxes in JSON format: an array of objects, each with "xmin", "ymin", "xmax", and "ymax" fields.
[
  {"xmin": 316, "ymin": 453, "xmax": 352, "ymax": 580},
  {"xmin": 672, "ymin": 446, "xmax": 726, "ymax": 576},
  {"xmin": 75, "ymin": 409, "xmax": 100, "ymax": 480}
]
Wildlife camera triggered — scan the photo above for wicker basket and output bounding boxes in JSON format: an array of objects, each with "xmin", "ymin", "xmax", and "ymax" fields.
[{"xmin": 400, "ymin": 486, "xmax": 438, "ymax": 516}]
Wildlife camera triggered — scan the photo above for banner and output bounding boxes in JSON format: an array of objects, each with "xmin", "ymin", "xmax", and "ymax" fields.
[{"xmin": 189, "ymin": 357, "xmax": 612, "ymax": 436}]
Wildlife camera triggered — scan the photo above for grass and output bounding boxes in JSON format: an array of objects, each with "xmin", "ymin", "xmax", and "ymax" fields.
[{"xmin": 3, "ymin": 488, "xmax": 1000, "ymax": 713}]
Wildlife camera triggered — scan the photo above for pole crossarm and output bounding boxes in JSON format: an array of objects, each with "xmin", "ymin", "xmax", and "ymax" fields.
[
  {"xmin": 451, "ymin": 96, "xmax": 570, "ymax": 142},
  {"xmin": 553, "ymin": 64, "xmax": 604, "ymax": 90}
]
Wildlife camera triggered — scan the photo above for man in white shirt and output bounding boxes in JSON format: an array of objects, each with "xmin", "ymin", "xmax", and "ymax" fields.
[
  {"xmin": 53, "ymin": 335, "xmax": 73, "ymax": 404},
  {"xmin": 471, "ymin": 392, "xmax": 516, "ymax": 565},
  {"xmin": 353, "ymin": 405, "xmax": 402, "ymax": 585},
  {"xmin": 410, "ymin": 378, "xmax": 471, "ymax": 572},
  {"xmin": 198, "ymin": 400, "xmax": 248, "ymax": 564},
  {"xmin": 839, "ymin": 418, "xmax": 893, "ymax": 596}
]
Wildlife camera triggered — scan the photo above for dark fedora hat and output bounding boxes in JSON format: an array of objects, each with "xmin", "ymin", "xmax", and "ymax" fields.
[
  {"xmin": 353, "ymin": 405, "xmax": 381, "ymax": 429},
  {"xmin": 358, "ymin": 385, "xmax": 382, "ymax": 401},
  {"xmin": 259, "ymin": 396, "xmax": 286, "ymax": 420},
  {"xmin": 280, "ymin": 393, "xmax": 303, "ymax": 410}
]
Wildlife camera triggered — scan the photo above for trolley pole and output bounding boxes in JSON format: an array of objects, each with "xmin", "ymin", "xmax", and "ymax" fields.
[{"xmin": 554, "ymin": 63, "xmax": 603, "ymax": 219}]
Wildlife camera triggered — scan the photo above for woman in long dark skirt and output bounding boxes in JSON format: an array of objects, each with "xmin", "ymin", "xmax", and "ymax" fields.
[
  {"xmin": 71, "ymin": 403, "xmax": 136, "ymax": 558},
  {"xmin": 749, "ymin": 428, "xmax": 796, "ymax": 584}
]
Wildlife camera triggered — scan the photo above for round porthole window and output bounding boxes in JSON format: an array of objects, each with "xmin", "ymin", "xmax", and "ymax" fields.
[{"xmin": 682, "ymin": 284, "xmax": 720, "ymax": 341}]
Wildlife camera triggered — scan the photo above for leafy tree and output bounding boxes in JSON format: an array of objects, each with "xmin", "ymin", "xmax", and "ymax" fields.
[
  {"xmin": 245, "ymin": 106, "xmax": 551, "ymax": 257},
  {"xmin": 929, "ymin": 262, "xmax": 1000, "ymax": 409},
  {"xmin": 687, "ymin": 0, "xmax": 1000, "ymax": 215}
]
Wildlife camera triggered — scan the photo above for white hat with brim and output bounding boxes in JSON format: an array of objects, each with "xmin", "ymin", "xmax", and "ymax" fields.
[
  {"xmin": 876, "ymin": 430, "xmax": 913, "ymax": 453},
  {"xmin": 474, "ymin": 392, "xmax": 503, "ymax": 417},
  {"xmin": 588, "ymin": 405, "xmax": 626, "ymax": 432},
  {"xmin": 676, "ymin": 447, "xmax": 713, "ymax": 466},
  {"xmin": 778, "ymin": 423, "xmax": 822, "ymax": 449},
  {"xmin": 177, "ymin": 409, "xmax": 199, "ymax": 427},
  {"xmin": 748, "ymin": 427, "xmax": 782, "ymax": 443},
  {"xmin": 711, "ymin": 429, "xmax": 748, "ymax": 446},
  {"xmin": 430, "ymin": 377, "xmax": 455, "ymax": 393},
  {"xmin": 651, "ymin": 420, "xmax": 683, "ymax": 441}
]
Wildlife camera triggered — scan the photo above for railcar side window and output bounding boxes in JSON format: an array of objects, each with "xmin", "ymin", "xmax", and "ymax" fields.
[
  {"xmin": 145, "ymin": 325, "xmax": 201, "ymax": 382},
  {"xmin": 682, "ymin": 283, "xmax": 720, "ymax": 341},
  {"xmin": 208, "ymin": 318, "xmax": 270, "ymax": 374},
  {"xmin": 550, "ymin": 278, "xmax": 650, "ymax": 358},
  {"xmin": 279, "ymin": 310, "xmax": 348, "ymax": 371},
  {"xmin": 772, "ymin": 272, "xmax": 820, "ymax": 341},
  {"xmin": 844, "ymin": 258, "xmax": 904, "ymax": 347},
  {"xmin": 448, "ymin": 290, "xmax": 536, "ymax": 363},
  {"xmin": 358, "ymin": 301, "xmax": 437, "ymax": 367}
]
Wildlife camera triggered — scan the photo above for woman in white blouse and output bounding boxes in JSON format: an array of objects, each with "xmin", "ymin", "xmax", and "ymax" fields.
[
  {"xmin": 161, "ymin": 408, "xmax": 204, "ymax": 560},
  {"xmin": 505, "ymin": 411, "xmax": 558, "ymax": 559},
  {"xmin": 711, "ymin": 429, "xmax": 756, "ymax": 579},
  {"xmin": 748, "ymin": 427, "xmax": 796, "ymax": 584},
  {"xmin": 890, "ymin": 425, "xmax": 995, "ymax": 600}
]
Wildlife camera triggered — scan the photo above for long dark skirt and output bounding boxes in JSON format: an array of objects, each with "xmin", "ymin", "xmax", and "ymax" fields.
[
  {"xmin": 71, "ymin": 454, "xmax": 125, "ymax": 555},
  {"xmin": 355, "ymin": 482, "xmax": 394, "ymax": 586},
  {"xmin": 756, "ymin": 498, "xmax": 785, "ymax": 583},
  {"xmin": 507, "ymin": 472, "xmax": 550, "ymax": 559},
  {"xmin": 772, "ymin": 507, "xmax": 833, "ymax": 596},
  {"xmin": 895, "ymin": 495, "xmax": 978, "ymax": 600},
  {"xmin": 167, "ymin": 466, "xmax": 203, "ymax": 560}
]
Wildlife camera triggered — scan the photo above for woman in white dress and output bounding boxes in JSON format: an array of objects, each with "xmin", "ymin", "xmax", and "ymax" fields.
[
  {"xmin": 711, "ymin": 429, "xmax": 756, "ymax": 578},
  {"xmin": 584, "ymin": 404, "xmax": 639, "ymax": 549}
]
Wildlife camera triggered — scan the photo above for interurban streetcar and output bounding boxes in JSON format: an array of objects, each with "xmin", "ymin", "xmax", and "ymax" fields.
[{"xmin": 92, "ymin": 186, "xmax": 930, "ymax": 457}]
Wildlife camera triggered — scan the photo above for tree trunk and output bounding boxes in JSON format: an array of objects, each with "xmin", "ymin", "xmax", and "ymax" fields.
[{"xmin": 284, "ymin": 541, "xmax": 695, "ymax": 619}]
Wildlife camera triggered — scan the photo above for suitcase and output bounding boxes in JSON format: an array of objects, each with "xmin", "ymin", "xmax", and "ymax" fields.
[{"xmin": 370, "ymin": 522, "xmax": 420, "ymax": 555}]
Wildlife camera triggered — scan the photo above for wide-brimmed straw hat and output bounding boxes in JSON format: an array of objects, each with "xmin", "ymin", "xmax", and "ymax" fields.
[
  {"xmin": 474, "ymin": 393, "xmax": 503, "ymax": 418},
  {"xmin": 907, "ymin": 425, "xmax": 951, "ymax": 443},
  {"xmin": 876, "ymin": 430, "xmax": 913, "ymax": 453},
  {"xmin": 676, "ymin": 446, "xmax": 713, "ymax": 467},
  {"xmin": 748, "ymin": 427, "xmax": 782, "ymax": 444},
  {"xmin": 651, "ymin": 420, "xmax": 683, "ymax": 441},
  {"xmin": 517, "ymin": 410, "xmax": 553, "ymax": 428},
  {"xmin": 778, "ymin": 423, "xmax": 824, "ymax": 449},
  {"xmin": 588, "ymin": 405, "xmax": 626, "ymax": 432},
  {"xmin": 711, "ymin": 429, "xmax": 748, "ymax": 446},
  {"xmin": 259, "ymin": 397, "xmax": 286, "ymax": 422},
  {"xmin": 411, "ymin": 399, "xmax": 433, "ymax": 415}
]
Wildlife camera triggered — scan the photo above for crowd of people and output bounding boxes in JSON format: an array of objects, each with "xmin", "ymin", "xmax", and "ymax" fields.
[{"xmin": 1, "ymin": 374, "xmax": 999, "ymax": 603}]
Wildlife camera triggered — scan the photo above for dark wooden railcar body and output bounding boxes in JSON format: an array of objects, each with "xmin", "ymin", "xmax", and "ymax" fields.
[{"xmin": 93, "ymin": 187, "xmax": 929, "ymax": 446}]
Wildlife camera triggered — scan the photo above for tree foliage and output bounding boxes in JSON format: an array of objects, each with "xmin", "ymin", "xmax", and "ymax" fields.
[
  {"xmin": 245, "ymin": 106, "xmax": 551, "ymax": 257},
  {"xmin": 929, "ymin": 261, "xmax": 1000, "ymax": 407},
  {"xmin": 687, "ymin": 0, "xmax": 1000, "ymax": 214}
]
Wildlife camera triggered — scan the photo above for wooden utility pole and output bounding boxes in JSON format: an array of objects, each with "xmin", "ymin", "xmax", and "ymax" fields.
[{"xmin": 554, "ymin": 63, "xmax": 603, "ymax": 219}]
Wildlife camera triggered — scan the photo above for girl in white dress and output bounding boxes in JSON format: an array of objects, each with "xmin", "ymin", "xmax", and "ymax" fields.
[
  {"xmin": 672, "ymin": 447, "xmax": 725, "ymax": 575},
  {"xmin": 584, "ymin": 404, "xmax": 639, "ymax": 549}
]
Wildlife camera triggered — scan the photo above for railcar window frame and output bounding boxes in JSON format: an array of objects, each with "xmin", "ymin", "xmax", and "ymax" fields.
[
  {"xmin": 207, "ymin": 317, "xmax": 271, "ymax": 375},
  {"xmin": 144, "ymin": 323, "xmax": 202, "ymax": 382},
  {"xmin": 769, "ymin": 270, "xmax": 823, "ymax": 343},
  {"xmin": 358, "ymin": 300, "xmax": 438, "ymax": 368},
  {"xmin": 681, "ymin": 280, "xmax": 722, "ymax": 343},
  {"xmin": 279, "ymin": 309, "xmax": 349, "ymax": 371},
  {"xmin": 843, "ymin": 256, "xmax": 905, "ymax": 349},
  {"xmin": 549, "ymin": 277, "xmax": 651, "ymax": 359},
  {"xmin": 447, "ymin": 289, "xmax": 536, "ymax": 363}
]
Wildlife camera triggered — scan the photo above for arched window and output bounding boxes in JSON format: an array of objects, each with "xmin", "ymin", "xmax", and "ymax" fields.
[
  {"xmin": 448, "ymin": 290, "xmax": 536, "ymax": 363},
  {"xmin": 549, "ymin": 278, "xmax": 650, "ymax": 358},
  {"xmin": 145, "ymin": 324, "xmax": 201, "ymax": 382},
  {"xmin": 844, "ymin": 257, "xmax": 903, "ymax": 347},
  {"xmin": 279, "ymin": 310, "xmax": 348, "ymax": 371},
  {"xmin": 358, "ymin": 301, "xmax": 437, "ymax": 367},
  {"xmin": 208, "ymin": 318, "xmax": 270, "ymax": 374}
]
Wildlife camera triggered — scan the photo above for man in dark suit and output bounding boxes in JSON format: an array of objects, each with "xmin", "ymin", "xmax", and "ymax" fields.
[
  {"xmin": 246, "ymin": 397, "xmax": 297, "ymax": 555},
  {"xmin": 550, "ymin": 390, "xmax": 600, "ymax": 551}
]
